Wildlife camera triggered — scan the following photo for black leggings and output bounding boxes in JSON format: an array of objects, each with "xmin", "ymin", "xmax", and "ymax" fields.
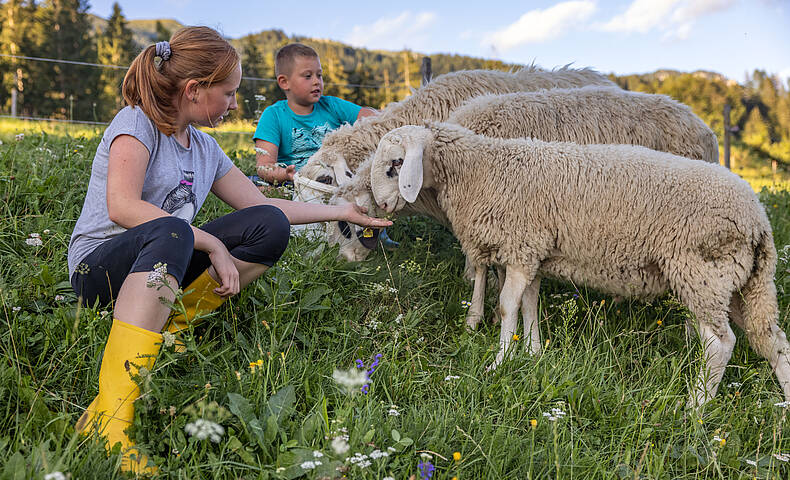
[{"xmin": 71, "ymin": 205, "xmax": 290, "ymax": 307}]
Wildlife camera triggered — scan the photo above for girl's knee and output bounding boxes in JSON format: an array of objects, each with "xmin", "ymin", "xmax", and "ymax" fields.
[{"xmin": 245, "ymin": 205, "xmax": 291, "ymax": 264}]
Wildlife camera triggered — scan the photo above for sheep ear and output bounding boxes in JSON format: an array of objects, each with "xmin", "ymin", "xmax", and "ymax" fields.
[
  {"xmin": 331, "ymin": 156, "xmax": 353, "ymax": 186},
  {"xmin": 399, "ymin": 142, "xmax": 424, "ymax": 203}
]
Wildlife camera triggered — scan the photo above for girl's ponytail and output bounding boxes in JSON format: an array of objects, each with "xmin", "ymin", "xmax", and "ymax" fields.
[{"xmin": 121, "ymin": 26, "xmax": 239, "ymax": 136}]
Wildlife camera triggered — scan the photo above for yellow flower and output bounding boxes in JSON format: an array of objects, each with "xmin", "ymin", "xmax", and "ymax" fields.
[
  {"xmin": 657, "ymin": 319, "xmax": 663, "ymax": 326},
  {"xmin": 698, "ymin": 419, "xmax": 703, "ymax": 424},
  {"xmin": 720, "ymin": 438, "xmax": 726, "ymax": 446},
  {"xmin": 512, "ymin": 334, "xmax": 520, "ymax": 341},
  {"xmin": 452, "ymin": 477, "xmax": 458, "ymax": 480},
  {"xmin": 453, "ymin": 451, "xmax": 461, "ymax": 461},
  {"xmin": 530, "ymin": 419, "xmax": 537, "ymax": 428}
]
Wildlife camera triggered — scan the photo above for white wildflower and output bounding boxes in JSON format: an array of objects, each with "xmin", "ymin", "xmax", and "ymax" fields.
[
  {"xmin": 774, "ymin": 400, "xmax": 790, "ymax": 408},
  {"xmin": 25, "ymin": 237, "xmax": 43, "ymax": 247},
  {"xmin": 300, "ymin": 460, "xmax": 321, "ymax": 470},
  {"xmin": 712, "ymin": 435, "xmax": 724, "ymax": 443},
  {"xmin": 394, "ymin": 313, "xmax": 403, "ymax": 323},
  {"xmin": 146, "ymin": 262, "xmax": 168, "ymax": 288},
  {"xmin": 774, "ymin": 453, "xmax": 790, "ymax": 462},
  {"xmin": 15, "ymin": 133, "xmax": 24, "ymax": 141},
  {"xmin": 383, "ymin": 477, "xmax": 395, "ymax": 480},
  {"xmin": 29, "ymin": 233, "xmax": 40, "ymax": 238},
  {"xmin": 275, "ymin": 467, "xmax": 285, "ymax": 473},
  {"xmin": 184, "ymin": 419, "xmax": 224, "ymax": 443},
  {"xmin": 461, "ymin": 300, "xmax": 471, "ymax": 308},
  {"xmin": 746, "ymin": 459, "xmax": 757, "ymax": 466},
  {"xmin": 43, "ymin": 229, "xmax": 50, "ymax": 234},
  {"xmin": 331, "ymin": 436, "xmax": 350, "ymax": 455},
  {"xmin": 332, "ymin": 367, "xmax": 369, "ymax": 393},
  {"xmin": 44, "ymin": 473, "xmax": 66, "ymax": 480},
  {"xmin": 162, "ymin": 331, "xmax": 176, "ymax": 348},
  {"xmin": 312, "ymin": 450, "xmax": 323, "ymax": 458},
  {"xmin": 420, "ymin": 453, "xmax": 433, "ymax": 460},
  {"xmin": 542, "ymin": 408, "xmax": 567, "ymax": 421},
  {"xmin": 445, "ymin": 375, "xmax": 460, "ymax": 381},
  {"xmin": 387, "ymin": 446, "xmax": 396, "ymax": 453},
  {"xmin": 369, "ymin": 449, "xmax": 389, "ymax": 460},
  {"xmin": 54, "ymin": 295, "xmax": 65, "ymax": 301},
  {"xmin": 12, "ymin": 306, "xmax": 21, "ymax": 312},
  {"xmin": 727, "ymin": 382, "xmax": 742, "ymax": 388},
  {"xmin": 347, "ymin": 452, "xmax": 371, "ymax": 468},
  {"xmin": 388, "ymin": 406, "xmax": 400, "ymax": 416}
]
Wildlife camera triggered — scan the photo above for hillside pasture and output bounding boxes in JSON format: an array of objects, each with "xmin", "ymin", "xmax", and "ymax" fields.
[{"xmin": 1, "ymin": 124, "xmax": 790, "ymax": 479}]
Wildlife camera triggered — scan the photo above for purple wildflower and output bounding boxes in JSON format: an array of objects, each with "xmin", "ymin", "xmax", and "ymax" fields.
[
  {"xmin": 355, "ymin": 353, "xmax": 383, "ymax": 394},
  {"xmin": 418, "ymin": 460, "xmax": 435, "ymax": 480}
]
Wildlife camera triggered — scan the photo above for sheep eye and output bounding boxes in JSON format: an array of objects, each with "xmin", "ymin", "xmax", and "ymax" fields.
[
  {"xmin": 392, "ymin": 158, "xmax": 403, "ymax": 167},
  {"xmin": 387, "ymin": 158, "xmax": 403, "ymax": 178}
]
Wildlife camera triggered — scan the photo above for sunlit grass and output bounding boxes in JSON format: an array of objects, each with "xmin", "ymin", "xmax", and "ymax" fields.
[{"xmin": 2, "ymin": 124, "xmax": 790, "ymax": 479}]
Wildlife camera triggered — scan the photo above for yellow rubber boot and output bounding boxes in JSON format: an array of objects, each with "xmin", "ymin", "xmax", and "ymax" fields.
[
  {"xmin": 165, "ymin": 270, "xmax": 225, "ymax": 352},
  {"xmin": 75, "ymin": 319, "xmax": 161, "ymax": 474}
]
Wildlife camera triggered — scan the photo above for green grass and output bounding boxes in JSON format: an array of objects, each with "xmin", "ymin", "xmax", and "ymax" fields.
[{"xmin": 2, "ymin": 124, "xmax": 790, "ymax": 479}]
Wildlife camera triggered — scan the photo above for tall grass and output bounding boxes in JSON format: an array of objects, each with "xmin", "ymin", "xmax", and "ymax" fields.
[{"xmin": 1, "ymin": 126, "xmax": 790, "ymax": 479}]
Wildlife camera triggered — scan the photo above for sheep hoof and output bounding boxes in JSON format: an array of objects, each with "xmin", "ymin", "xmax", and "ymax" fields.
[{"xmin": 465, "ymin": 314, "xmax": 483, "ymax": 330}]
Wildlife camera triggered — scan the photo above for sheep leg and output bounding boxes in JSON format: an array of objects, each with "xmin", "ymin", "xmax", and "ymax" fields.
[
  {"xmin": 689, "ymin": 318, "xmax": 736, "ymax": 408},
  {"xmin": 488, "ymin": 265, "xmax": 506, "ymax": 325},
  {"xmin": 487, "ymin": 265, "xmax": 530, "ymax": 372},
  {"xmin": 521, "ymin": 277, "xmax": 542, "ymax": 355},
  {"xmin": 465, "ymin": 264, "xmax": 487, "ymax": 330}
]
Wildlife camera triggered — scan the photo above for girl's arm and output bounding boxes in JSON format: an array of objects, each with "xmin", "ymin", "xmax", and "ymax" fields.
[
  {"xmin": 107, "ymin": 134, "xmax": 241, "ymax": 295},
  {"xmin": 211, "ymin": 164, "xmax": 392, "ymax": 227}
]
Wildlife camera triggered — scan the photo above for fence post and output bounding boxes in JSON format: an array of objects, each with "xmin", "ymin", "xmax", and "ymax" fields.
[
  {"xmin": 11, "ymin": 72, "xmax": 18, "ymax": 118},
  {"xmin": 421, "ymin": 57, "xmax": 432, "ymax": 87},
  {"xmin": 723, "ymin": 103, "xmax": 731, "ymax": 169}
]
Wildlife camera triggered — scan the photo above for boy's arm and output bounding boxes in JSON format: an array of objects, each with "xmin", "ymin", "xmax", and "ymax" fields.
[{"xmin": 255, "ymin": 139, "xmax": 295, "ymax": 183}]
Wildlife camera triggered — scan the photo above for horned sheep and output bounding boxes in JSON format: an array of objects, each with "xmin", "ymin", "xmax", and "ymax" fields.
[{"xmin": 368, "ymin": 122, "xmax": 790, "ymax": 406}]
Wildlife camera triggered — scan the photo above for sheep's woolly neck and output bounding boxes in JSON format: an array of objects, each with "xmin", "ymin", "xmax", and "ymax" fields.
[
  {"xmin": 311, "ymin": 66, "xmax": 615, "ymax": 174},
  {"xmin": 425, "ymin": 123, "xmax": 772, "ymax": 299},
  {"xmin": 447, "ymin": 86, "xmax": 719, "ymax": 164}
]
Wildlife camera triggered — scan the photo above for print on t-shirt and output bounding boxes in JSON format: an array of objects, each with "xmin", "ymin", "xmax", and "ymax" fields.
[
  {"xmin": 291, "ymin": 124, "xmax": 331, "ymax": 165},
  {"xmin": 162, "ymin": 170, "xmax": 197, "ymax": 222}
]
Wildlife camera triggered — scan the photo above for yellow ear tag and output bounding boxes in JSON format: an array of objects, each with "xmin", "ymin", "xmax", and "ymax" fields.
[{"xmin": 363, "ymin": 228, "xmax": 374, "ymax": 238}]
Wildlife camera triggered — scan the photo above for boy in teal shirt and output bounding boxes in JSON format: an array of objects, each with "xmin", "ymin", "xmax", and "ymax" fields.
[{"xmin": 253, "ymin": 43, "xmax": 376, "ymax": 184}]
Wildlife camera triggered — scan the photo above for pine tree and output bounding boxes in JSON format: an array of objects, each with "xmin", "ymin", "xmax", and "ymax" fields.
[
  {"xmin": 0, "ymin": 0, "xmax": 44, "ymax": 116},
  {"xmin": 36, "ymin": 0, "xmax": 100, "ymax": 120},
  {"xmin": 96, "ymin": 2, "xmax": 135, "ymax": 119},
  {"xmin": 154, "ymin": 20, "xmax": 170, "ymax": 42},
  {"xmin": 238, "ymin": 36, "xmax": 266, "ymax": 120}
]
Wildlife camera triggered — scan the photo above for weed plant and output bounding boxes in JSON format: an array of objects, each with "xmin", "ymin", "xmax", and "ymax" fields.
[{"xmin": 1, "ymin": 128, "xmax": 790, "ymax": 479}]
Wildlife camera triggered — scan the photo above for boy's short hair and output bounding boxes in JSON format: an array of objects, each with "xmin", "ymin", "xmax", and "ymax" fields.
[{"xmin": 275, "ymin": 43, "xmax": 319, "ymax": 77}]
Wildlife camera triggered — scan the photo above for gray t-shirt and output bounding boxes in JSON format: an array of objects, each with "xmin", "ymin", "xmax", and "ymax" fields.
[{"xmin": 68, "ymin": 106, "xmax": 234, "ymax": 278}]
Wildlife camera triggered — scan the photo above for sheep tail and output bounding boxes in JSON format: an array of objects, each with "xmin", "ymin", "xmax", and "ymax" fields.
[{"xmin": 738, "ymin": 230, "xmax": 790, "ymax": 372}]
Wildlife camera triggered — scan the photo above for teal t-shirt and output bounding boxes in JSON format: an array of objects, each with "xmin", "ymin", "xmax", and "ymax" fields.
[{"xmin": 253, "ymin": 96, "xmax": 362, "ymax": 170}]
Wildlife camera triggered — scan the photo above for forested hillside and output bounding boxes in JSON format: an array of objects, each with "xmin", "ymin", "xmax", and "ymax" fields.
[{"xmin": 1, "ymin": 1, "xmax": 789, "ymax": 166}]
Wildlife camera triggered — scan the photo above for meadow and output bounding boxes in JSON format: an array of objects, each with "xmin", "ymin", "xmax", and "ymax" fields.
[{"xmin": 2, "ymin": 120, "xmax": 790, "ymax": 479}]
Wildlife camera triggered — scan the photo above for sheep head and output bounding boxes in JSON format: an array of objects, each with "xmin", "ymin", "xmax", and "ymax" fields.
[
  {"xmin": 327, "ymin": 189, "xmax": 380, "ymax": 262},
  {"xmin": 370, "ymin": 126, "xmax": 433, "ymax": 213},
  {"xmin": 303, "ymin": 146, "xmax": 355, "ymax": 188}
]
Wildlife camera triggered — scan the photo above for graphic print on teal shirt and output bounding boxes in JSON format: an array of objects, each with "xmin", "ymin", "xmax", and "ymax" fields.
[{"xmin": 290, "ymin": 123, "xmax": 332, "ymax": 169}]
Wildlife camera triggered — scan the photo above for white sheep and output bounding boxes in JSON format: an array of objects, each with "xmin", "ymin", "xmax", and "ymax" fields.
[
  {"xmin": 299, "ymin": 65, "xmax": 617, "ymax": 197},
  {"xmin": 332, "ymin": 85, "xmax": 720, "ymax": 265},
  {"xmin": 369, "ymin": 122, "xmax": 790, "ymax": 406}
]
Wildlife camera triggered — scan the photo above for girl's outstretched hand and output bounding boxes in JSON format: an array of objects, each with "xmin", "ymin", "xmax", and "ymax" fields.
[{"xmin": 342, "ymin": 203, "xmax": 393, "ymax": 228}]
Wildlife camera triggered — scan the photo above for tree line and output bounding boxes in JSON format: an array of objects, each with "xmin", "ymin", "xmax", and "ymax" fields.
[{"xmin": 1, "ymin": 1, "xmax": 789, "ymax": 164}]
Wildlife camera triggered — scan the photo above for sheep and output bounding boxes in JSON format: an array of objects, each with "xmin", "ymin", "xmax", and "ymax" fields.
[
  {"xmin": 330, "ymin": 85, "xmax": 721, "ymax": 326},
  {"xmin": 368, "ymin": 122, "xmax": 790, "ymax": 406},
  {"xmin": 299, "ymin": 65, "xmax": 617, "ymax": 193},
  {"xmin": 332, "ymin": 85, "xmax": 720, "ymax": 265}
]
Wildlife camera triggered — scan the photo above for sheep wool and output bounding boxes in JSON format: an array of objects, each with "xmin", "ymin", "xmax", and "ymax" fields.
[
  {"xmin": 300, "ymin": 65, "xmax": 616, "ymax": 188},
  {"xmin": 447, "ymin": 86, "xmax": 719, "ymax": 163},
  {"xmin": 370, "ymin": 122, "xmax": 790, "ymax": 406}
]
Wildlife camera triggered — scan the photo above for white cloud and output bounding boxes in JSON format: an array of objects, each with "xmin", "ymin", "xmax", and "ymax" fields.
[
  {"xmin": 482, "ymin": 1, "xmax": 597, "ymax": 52},
  {"xmin": 601, "ymin": 0, "xmax": 737, "ymax": 40},
  {"xmin": 344, "ymin": 11, "xmax": 437, "ymax": 50}
]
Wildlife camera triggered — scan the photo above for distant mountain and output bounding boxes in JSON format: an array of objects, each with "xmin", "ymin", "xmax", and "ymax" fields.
[{"xmin": 88, "ymin": 14, "xmax": 185, "ymax": 50}]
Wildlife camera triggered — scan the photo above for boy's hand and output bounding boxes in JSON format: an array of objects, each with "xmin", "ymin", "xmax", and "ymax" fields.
[
  {"xmin": 284, "ymin": 164, "xmax": 296, "ymax": 181},
  {"xmin": 342, "ymin": 203, "xmax": 393, "ymax": 228}
]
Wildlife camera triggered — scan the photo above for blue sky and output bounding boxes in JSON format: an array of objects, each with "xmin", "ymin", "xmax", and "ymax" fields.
[{"xmin": 89, "ymin": 0, "xmax": 790, "ymax": 85}]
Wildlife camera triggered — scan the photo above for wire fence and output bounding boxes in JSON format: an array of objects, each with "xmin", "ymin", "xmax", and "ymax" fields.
[{"xmin": 0, "ymin": 52, "xmax": 399, "ymax": 126}]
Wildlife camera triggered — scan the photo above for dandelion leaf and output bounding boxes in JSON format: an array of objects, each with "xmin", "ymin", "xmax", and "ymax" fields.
[{"xmin": 265, "ymin": 385, "xmax": 296, "ymax": 425}]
